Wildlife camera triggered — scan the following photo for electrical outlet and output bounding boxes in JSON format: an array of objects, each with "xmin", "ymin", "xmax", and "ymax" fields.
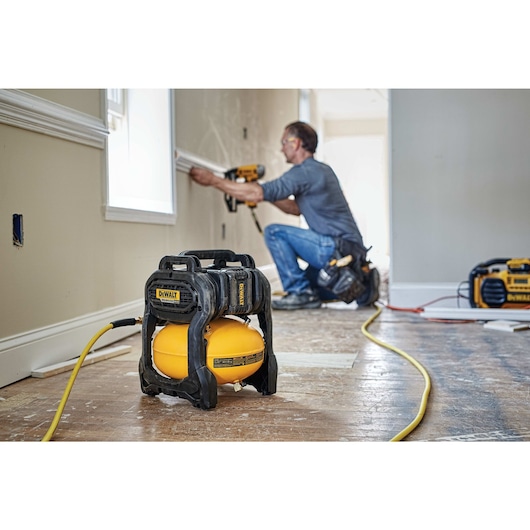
[{"xmin": 13, "ymin": 213, "xmax": 23, "ymax": 247}]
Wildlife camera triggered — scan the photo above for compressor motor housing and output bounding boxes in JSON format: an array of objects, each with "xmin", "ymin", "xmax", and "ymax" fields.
[
  {"xmin": 469, "ymin": 258, "xmax": 530, "ymax": 309},
  {"xmin": 139, "ymin": 249, "xmax": 277, "ymax": 409}
]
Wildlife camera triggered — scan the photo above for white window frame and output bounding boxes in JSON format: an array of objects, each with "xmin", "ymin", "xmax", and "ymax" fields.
[{"xmin": 104, "ymin": 89, "xmax": 176, "ymax": 225}]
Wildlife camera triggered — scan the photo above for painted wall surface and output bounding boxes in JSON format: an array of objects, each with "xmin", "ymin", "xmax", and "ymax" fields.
[
  {"xmin": 174, "ymin": 89, "xmax": 300, "ymax": 262},
  {"xmin": 22, "ymin": 89, "xmax": 102, "ymax": 117},
  {"xmin": 390, "ymin": 89, "xmax": 530, "ymax": 288},
  {"xmin": 1, "ymin": 89, "xmax": 299, "ymax": 385}
]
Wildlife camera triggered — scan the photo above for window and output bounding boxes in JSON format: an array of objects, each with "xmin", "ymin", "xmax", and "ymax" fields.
[{"xmin": 105, "ymin": 89, "xmax": 175, "ymax": 224}]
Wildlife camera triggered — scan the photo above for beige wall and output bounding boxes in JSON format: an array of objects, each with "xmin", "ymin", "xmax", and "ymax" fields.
[
  {"xmin": 174, "ymin": 89, "xmax": 300, "ymax": 261},
  {"xmin": 1, "ymin": 89, "xmax": 299, "ymax": 385},
  {"xmin": 22, "ymin": 89, "xmax": 103, "ymax": 117}
]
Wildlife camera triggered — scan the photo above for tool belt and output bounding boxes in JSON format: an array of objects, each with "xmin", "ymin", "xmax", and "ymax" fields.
[{"xmin": 317, "ymin": 238, "xmax": 367, "ymax": 304}]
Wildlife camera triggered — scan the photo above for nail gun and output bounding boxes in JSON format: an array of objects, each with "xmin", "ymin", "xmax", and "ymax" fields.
[{"xmin": 224, "ymin": 164, "xmax": 265, "ymax": 233}]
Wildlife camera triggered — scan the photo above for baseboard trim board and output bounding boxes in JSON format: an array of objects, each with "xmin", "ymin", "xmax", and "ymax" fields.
[
  {"xmin": 0, "ymin": 300, "xmax": 143, "ymax": 388},
  {"xmin": 388, "ymin": 282, "xmax": 468, "ymax": 309}
]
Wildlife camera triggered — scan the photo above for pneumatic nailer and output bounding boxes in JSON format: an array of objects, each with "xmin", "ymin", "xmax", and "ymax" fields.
[
  {"xmin": 175, "ymin": 150, "xmax": 266, "ymax": 234},
  {"xmin": 224, "ymin": 164, "xmax": 265, "ymax": 233}
]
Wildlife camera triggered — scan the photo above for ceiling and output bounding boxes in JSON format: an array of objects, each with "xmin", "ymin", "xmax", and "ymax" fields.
[{"xmin": 314, "ymin": 88, "xmax": 388, "ymax": 120}]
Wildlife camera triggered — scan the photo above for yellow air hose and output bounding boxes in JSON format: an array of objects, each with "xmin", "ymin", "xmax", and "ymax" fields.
[
  {"xmin": 41, "ymin": 318, "xmax": 140, "ymax": 442},
  {"xmin": 361, "ymin": 303, "xmax": 432, "ymax": 442}
]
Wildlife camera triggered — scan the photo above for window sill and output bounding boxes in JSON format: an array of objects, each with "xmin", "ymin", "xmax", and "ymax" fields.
[{"xmin": 104, "ymin": 206, "xmax": 176, "ymax": 225}]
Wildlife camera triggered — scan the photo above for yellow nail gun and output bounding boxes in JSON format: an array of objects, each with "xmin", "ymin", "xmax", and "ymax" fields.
[
  {"xmin": 224, "ymin": 164, "xmax": 265, "ymax": 233},
  {"xmin": 469, "ymin": 258, "xmax": 530, "ymax": 308}
]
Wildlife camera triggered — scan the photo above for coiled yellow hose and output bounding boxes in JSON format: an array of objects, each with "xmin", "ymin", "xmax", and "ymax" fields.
[{"xmin": 361, "ymin": 303, "xmax": 432, "ymax": 441}]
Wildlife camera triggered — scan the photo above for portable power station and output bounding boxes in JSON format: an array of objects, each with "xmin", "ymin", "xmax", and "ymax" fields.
[
  {"xmin": 139, "ymin": 249, "xmax": 277, "ymax": 409},
  {"xmin": 469, "ymin": 258, "xmax": 530, "ymax": 309}
]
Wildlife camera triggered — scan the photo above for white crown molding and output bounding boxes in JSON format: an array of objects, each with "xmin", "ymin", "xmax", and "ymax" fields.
[
  {"xmin": 0, "ymin": 89, "xmax": 108, "ymax": 149},
  {"xmin": 174, "ymin": 147, "xmax": 227, "ymax": 176}
]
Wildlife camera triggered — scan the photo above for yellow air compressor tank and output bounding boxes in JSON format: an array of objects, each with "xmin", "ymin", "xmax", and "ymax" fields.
[{"xmin": 153, "ymin": 317, "xmax": 265, "ymax": 385}]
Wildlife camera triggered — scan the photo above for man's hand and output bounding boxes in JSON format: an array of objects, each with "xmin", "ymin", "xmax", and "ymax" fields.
[
  {"xmin": 189, "ymin": 167, "xmax": 216, "ymax": 187},
  {"xmin": 189, "ymin": 165, "xmax": 264, "ymax": 205}
]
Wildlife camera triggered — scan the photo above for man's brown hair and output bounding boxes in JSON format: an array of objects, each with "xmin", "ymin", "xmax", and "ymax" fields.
[{"xmin": 285, "ymin": 121, "xmax": 318, "ymax": 154}]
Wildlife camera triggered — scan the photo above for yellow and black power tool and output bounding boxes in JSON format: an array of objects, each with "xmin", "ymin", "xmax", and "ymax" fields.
[
  {"xmin": 224, "ymin": 164, "xmax": 265, "ymax": 233},
  {"xmin": 139, "ymin": 249, "xmax": 277, "ymax": 410},
  {"xmin": 469, "ymin": 258, "xmax": 530, "ymax": 308}
]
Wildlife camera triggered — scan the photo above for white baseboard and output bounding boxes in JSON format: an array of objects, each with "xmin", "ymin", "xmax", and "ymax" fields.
[
  {"xmin": 0, "ymin": 300, "xmax": 143, "ymax": 388},
  {"xmin": 388, "ymin": 282, "xmax": 469, "ymax": 309},
  {"xmin": 258, "ymin": 263, "xmax": 283, "ymax": 294}
]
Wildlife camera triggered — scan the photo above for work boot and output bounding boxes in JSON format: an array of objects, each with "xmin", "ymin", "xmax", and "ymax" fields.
[
  {"xmin": 356, "ymin": 267, "xmax": 380, "ymax": 307},
  {"xmin": 272, "ymin": 290, "xmax": 321, "ymax": 310}
]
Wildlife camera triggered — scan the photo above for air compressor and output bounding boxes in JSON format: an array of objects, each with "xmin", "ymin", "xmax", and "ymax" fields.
[{"xmin": 138, "ymin": 249, "xmax": 277, "ymax": 409}]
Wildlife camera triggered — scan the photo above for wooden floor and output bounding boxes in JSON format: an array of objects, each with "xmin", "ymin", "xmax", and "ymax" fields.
[{"xmin": 2, "ymin": 295, "xmax": 530, "ymax": 443}]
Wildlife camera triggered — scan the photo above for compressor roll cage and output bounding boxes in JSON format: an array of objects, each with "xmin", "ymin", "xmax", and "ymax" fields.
[{"xmin": 139, "ymin": 249, "xmax": 278, "ymax": 409}]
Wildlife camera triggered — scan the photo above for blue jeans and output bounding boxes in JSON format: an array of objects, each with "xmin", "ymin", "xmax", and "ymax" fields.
[{"xmin": 264, "ymin": 224, "xmax": 336, "ymax": 296}]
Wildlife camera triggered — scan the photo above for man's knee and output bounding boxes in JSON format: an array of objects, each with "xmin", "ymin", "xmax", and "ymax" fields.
[{"xmin": 264, "ymin": 223, "xmax": 282, "ymax": 244}]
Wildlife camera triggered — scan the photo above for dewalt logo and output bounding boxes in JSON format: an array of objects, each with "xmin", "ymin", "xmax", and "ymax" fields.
[
  {"xmin": 156, "ymin": 288, "xmax": 180, "ymax": 303},
  {"xmin": 238, "ymin": 282, "xmax": 245, "ymax": 306},
  {"xmin": 507, "ymin": 293, "xmax": 530, "ymax": 302}
]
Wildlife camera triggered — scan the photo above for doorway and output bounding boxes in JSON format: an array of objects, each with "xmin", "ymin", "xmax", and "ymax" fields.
[{"xmin": 309, "ymin": 89, "xmax": 389, "ymax": 272}]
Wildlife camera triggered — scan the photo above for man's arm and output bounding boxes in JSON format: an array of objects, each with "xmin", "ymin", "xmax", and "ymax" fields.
[
  {"xmin": 272, "ymin": 198, "xmax": 300, "ymax": 216},
  {"xmin": 189, "ymin": 167, "xmax": 264, "ymax": 203}
]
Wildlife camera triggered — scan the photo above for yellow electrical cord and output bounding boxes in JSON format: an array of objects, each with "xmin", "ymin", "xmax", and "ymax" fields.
[
  {"xmin": 361, "ymin": 303, "xmax": 432, "ymax": 442},
  {"xmin": 42, "ymin": 322, "xmax": 119, "ymax": 442}
]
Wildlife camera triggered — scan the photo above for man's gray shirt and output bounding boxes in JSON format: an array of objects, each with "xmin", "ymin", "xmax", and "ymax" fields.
[{"xmin": 261, "ymin": 158, "xmax": 365, "ymax": 248}]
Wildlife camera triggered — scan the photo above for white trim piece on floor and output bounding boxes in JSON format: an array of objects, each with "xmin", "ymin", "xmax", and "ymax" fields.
[
  {"xmin": 275, "ymin": 352, "xmax": 358, "ymax": 369},
  {"xmin": 421, "ymin": 307, "xmax": 530, "ymax": 322},
  {"xmin": 0, "ymin": 299, "xmax": 143, "ymax": 388},
  {"xmin": 30, "ymin": 344, "xmax": 133, "ymax": 379}
]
